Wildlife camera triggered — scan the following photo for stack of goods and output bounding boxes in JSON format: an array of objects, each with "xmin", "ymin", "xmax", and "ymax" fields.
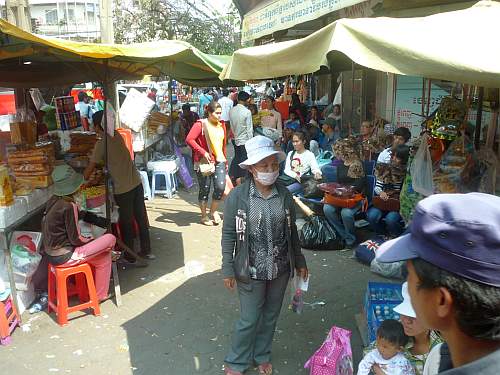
[
  {"xmin": 147, "ymin": 112, "xmax": 170, "ymax": 135},
  {"xmin": 68, "ymin": 132, "xmax": 97, "ymax": 155},
  {"xmin": 7, "ymin": 145, "xmax": 55, "ymax": 188},
  {"xmin": 364, "ymin": 282, "xmax": 403, "ymax": 343},
  {"xmin": 55, "ymin": 96, "xmax": 81, "ymax": 130}
]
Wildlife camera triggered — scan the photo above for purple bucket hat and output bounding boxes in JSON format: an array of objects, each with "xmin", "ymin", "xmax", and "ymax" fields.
[{"xmin": 376, "ymin": 193, "xmax": 500, "ymax": 287}]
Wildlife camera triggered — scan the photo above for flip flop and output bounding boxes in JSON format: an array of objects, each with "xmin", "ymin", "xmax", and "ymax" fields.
[
  {"xmin": 211, "ymin": 211, "xmax": 222, "ymax": 225},
  {"xmin": 201, "ymin": 216, "xmax": 213, "ymax": 226},
  {"xmin": 258, "ymin": 363, "xmax": 273, "ymax": 375},
  {"xmin": 224, "ymin": 366, "xmax": 243, "ymax": 375}
]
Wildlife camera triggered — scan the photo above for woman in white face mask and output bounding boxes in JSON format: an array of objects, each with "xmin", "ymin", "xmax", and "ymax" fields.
[{"xmin": 221, "ymin": 136, "xmax": 309, "ymax": 375}]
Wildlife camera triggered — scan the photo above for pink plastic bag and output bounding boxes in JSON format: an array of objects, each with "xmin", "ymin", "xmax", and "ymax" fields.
[{"xmin": 304, "ymin": 326, "xmax": 353, "ymax": 375}]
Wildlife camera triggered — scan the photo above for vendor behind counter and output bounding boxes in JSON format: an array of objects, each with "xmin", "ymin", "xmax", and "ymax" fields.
[{"xmin": 84, "ymin": 111, "xmax": 153, "ymax": 262}]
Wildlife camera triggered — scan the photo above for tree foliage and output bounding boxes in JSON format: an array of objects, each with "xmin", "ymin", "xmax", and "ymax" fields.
[{"xmin": 113, "ymin": 0, "xmax": 241, "ymax": 55}]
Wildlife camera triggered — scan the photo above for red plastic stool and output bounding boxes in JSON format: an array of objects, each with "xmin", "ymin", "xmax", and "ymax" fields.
[
  {"xmin": 0, "ymin": 295, "xmax": 20, "ymax": 345},
  {"xmin": 48, "ymin": 263, "xmax": 101, "ymax": 326}
]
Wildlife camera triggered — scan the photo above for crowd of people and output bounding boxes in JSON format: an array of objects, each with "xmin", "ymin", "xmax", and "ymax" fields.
[
  {"xmin": 54, "ymin": 84, "xmax": 500, "ymax": 375},
  {"xmin": 182, "ymin": 85, "xmax": 500, "ymax": 375}
]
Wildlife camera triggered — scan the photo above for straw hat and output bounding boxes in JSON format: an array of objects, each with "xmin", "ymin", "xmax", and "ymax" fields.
[
  {"xmin": 239, "ymin": 136, "xmax": 286, "ymax": 170},
  {"xmin": 52, "ymin": 164, "xmax": 84, "ymax": 196}
]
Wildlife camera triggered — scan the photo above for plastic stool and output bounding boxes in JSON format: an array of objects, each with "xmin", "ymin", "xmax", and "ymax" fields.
[
  {"xmin": 139, "ymin": 170, "xmax": 152, "ymax": 200},
  {"xmin": 0, "ymin": 295, "xmax": 20, "ymax": 345},
  {"xmin": 151, "ymin": 170, "xmax": 177, "ymax": 198},
  {"xmin": 48, "ymin": 263, "xmax": 101, "ymax": 326}
]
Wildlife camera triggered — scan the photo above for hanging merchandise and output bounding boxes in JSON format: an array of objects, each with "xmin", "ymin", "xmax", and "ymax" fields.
[
  {"xmin": 430, "ymin": 97, "xmax": 466, "ymax": 140},
  {"xmin": 9, "ymin": 107, "xmax": 37, "ymax": 145},
  {"xmin": 410, "ymin": 134, "xmax": 434, "ymax": 196},
  {"xmin": 54, "ymin": 96, "xmax": 81, "ymax": 130},
  {"xmin": 433, "ymin": 135, "xmax": 473, "ymax": 194}
]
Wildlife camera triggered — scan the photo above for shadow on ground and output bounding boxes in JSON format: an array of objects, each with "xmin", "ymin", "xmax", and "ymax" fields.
[{"xmin": 123, "ymin": 248, "xmax": 387, "ymax": 375}]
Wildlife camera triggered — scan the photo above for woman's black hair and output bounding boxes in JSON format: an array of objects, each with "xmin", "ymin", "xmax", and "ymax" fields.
[
  {"xmin": 293, "ymin": 130, "xmax": 310, "ymax": 149},
  {"xmin": 204, "ymin": 101, "xmax": 222, "ymax": 119},
  {"xmin": 249, "ymin": 104, "xmax": 258, "ymax": 115},
  {"xmin": 291, "ymin": 93, "xmax": 301, "ymax": 106},
  {"xmin": 377, "ymin": 319, "xmax": 409, "ymax": 347},
  {"xmin": 412, "ymin": 258, "xmax": 500, "ymax": 341},
  {"xmin": 393, "ymin": 144, "xmax": 410, "ymax": 165}
]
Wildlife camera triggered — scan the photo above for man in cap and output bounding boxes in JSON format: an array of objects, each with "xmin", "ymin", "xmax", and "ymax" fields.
[{"xmin": 376, "ymin": 193, "xmax": 500, "ymax": 374}]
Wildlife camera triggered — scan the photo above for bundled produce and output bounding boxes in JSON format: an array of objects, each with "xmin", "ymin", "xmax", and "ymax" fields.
[{"xmin": 68, "ymin": 132, "xmax": 97, "ymax": 155}]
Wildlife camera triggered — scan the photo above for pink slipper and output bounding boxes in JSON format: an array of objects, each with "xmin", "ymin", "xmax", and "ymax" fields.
[
  {"xmin": 258, "ymin": 362, "xmax": 273, "ymax": 374},
  {"xmin": 224, "ymin": 366, "xmax": 243, "ymax": 375}
]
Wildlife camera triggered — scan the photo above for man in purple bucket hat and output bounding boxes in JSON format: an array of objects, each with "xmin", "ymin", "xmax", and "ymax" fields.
[{"xmin": 376, "ymin": 193, "xmax": 500, "ymax": 374}]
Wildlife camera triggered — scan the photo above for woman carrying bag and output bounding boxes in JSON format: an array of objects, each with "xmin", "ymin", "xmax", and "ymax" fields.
[
  {"xmin": 186, "ymin": 101, "xmax": 227, "ymax": 226},
  {"xmin": 222, "ymin": 135, "xmax": 308, "ymax": 375}
]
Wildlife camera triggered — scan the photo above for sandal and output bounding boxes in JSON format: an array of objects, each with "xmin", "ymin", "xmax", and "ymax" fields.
[
  {"xmin": 224, "ymin": 365, "xmax": 243, "ymax": 375},
  {"xmin": 258, "ymin": 363, "xmax": 273, "ymax": 375},
  {"xmin": 201, "ymin": 216, "xmax": 213, "ymax": 226},
  {"xmin": 211, "ymin": 211, "xmax": 222, "ymax": 225}
]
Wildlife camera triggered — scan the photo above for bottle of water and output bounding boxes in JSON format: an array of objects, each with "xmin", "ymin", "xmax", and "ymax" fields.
[
  {"xmin": 29, "ymin": 293, "xmax": 48, "ymax": 314},
  {"xmin": 291, "ymin": 289, "xmax": 304, "ymax": 314}
]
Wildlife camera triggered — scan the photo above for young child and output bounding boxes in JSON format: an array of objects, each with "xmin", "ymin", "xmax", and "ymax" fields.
[{"xmin": 357, "ymin": 319, "xmax": 415, "ymax": 375}]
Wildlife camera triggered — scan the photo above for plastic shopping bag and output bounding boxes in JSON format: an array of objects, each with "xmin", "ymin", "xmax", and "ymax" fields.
[
  {"xmin": 305, "ymin": 326, "xmax": 354, "ymax": 375},
  {"xmin": 299, "ymin": 216, "xmax": 343, "ymax": 250},
  {"xmin": 370, "ymin": 258, "xmax": 405, "ymax": 279},
  {"xmin": 410, "ymin": 134, "xmax": 434, "ymax": 196},
  {"xmin": 291, "ymin": 274, "xmax": 309, "ymax": 314}
]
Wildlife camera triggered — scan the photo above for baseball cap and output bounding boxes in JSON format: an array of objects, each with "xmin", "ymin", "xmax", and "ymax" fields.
[
  {"xmin": 376, "ymin": 193, "xmax": 500, "ymax": 287},
  {"xmin": 393, "ymin": 282, "xmax": 416, "ymax": 318}
]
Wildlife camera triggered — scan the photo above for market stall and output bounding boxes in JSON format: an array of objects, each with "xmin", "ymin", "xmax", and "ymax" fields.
[
  {"xmin": 220, "ymin": 1, "xmax": 500, "ymax": 88},
  {"xmin": 0, "ymin": 19, "xmax": 235, "ymax": 331}
]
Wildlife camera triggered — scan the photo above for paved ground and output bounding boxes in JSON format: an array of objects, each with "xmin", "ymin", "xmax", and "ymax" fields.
[{"xmin": 2, "ymin": 188, "xmax": 386, "ymax": 375}]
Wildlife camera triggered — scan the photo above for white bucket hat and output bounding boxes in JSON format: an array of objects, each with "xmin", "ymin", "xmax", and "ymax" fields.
[
  {"xmin": 393, "ymin": 282, "xmax": 416, "ymax": 318},
  {"xmin": 239, "ymin": 135, "xmax": 286, "ymax": 170}
]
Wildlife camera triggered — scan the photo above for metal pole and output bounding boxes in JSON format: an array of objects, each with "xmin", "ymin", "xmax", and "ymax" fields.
[
  {"xmin": 350, "ymin": 61, "xmax": 355, "ymax": 135},
  {"xmin": 474, "ymin": 87, "xmax": 484, "ymax": 150},
  {"xmin": 103, "ymin": 60, "xmax": 111, "ymax": 230}
]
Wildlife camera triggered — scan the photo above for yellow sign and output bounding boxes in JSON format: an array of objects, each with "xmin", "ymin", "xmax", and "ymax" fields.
[{"xmin": 241, "ymin": 0, "xmax": 365, "ymax": 42}]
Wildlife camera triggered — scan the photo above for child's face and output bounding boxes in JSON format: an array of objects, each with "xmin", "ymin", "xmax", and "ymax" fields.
[{"xmin": 376, "ymin": 337, "xmax": 401, "ymax": 360}]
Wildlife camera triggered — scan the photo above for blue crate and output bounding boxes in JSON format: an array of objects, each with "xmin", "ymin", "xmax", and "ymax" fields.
[
  {"xmin": 364, "ymin": 282, "xmax": 403, "ymax": 344},
  {"xmin": 367, "ymin": 302, "xmax": 402, "ymax": 343}
]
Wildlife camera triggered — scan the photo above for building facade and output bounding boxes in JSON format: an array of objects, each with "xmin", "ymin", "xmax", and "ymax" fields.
[{"xmin": 0, "ymin": 0, "xmax": 101, "ymax": 40}]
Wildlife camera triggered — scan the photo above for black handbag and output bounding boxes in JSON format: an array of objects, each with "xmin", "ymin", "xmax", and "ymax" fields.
[{"xmin": 233, "ymin": 248, "xmax": 250, "ymax": 283}]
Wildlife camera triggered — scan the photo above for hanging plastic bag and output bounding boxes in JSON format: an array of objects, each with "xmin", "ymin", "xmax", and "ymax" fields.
[
  {"xmin": 410, "ymin": 134, "xmax": 434, "ymax": 196},
  {"xmin": 290, "ymin": 274, "xmax": 309, "ymax": 314},
  {"xmin": 11, "ymin": 244, "xmax": 42, "ymax": 277},
  {"xmin": 304, "ymin": 326, "xmax": 354, "ymax": 375},
  {"xmin": 433, "ymin": 135, "xmax": 470, "ymax": 194}
]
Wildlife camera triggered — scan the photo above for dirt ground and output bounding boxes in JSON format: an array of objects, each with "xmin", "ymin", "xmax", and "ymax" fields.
[{"xmin": 1, "ymin": 187, "xmax": 386, "ymax": 375}]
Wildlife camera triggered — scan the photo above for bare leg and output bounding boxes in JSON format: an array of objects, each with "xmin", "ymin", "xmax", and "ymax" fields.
[
  {"xmin": 210, "ymin": 200, "xmax": 222, "ymax": 225},
  {"xmin": 200, "ymin": 201, "xmax": 213, "ymax": 225}
]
